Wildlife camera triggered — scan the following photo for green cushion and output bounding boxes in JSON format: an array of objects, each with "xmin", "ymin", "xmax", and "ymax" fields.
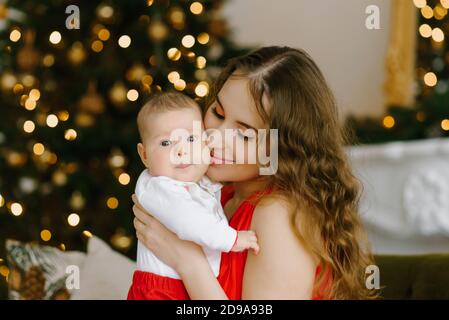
[{"xmin": 374, "ymin": 254, "xmax": 449, "ymax": 299}]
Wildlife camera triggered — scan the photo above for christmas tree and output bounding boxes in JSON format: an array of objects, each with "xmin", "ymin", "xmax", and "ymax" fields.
[
  {"xmin": 347, "ymin": 0, "xmax": 449, "ymax": 144},
  {"xmin": 0, "ymin": 0, "xmax": 249, "ymax": 274}
]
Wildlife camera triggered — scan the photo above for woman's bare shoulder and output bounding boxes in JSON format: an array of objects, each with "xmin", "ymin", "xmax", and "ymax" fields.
[
  {"xmin": 243, "ymin": 193, "xmax": 317, "ymax": 299},
  {"xmin": 252, "ymin": 193, "xmax": 293, "ymax": 225}
]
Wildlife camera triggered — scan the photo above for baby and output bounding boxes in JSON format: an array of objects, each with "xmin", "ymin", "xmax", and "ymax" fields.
[{"xmin": 127, "ymin": 91, "xmax": 259, "ymax": 300}]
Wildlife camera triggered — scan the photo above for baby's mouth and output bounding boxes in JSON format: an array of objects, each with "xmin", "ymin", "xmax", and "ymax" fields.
[{"xmin": 175, "ymin": 163, "xmax": 192, "ymax": 169}]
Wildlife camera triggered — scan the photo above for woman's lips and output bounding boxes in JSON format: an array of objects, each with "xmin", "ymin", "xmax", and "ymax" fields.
[{"xmin": 210, "ymin": 154, "xmax": 235, "ymax": 165}]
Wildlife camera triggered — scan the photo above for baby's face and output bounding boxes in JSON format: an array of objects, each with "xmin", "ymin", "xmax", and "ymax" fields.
[{"xmin": 137, "ymin": 107, "xmax": 210, "ymax": 182}]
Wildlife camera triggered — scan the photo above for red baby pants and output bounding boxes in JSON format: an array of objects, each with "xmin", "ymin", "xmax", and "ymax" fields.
[{"xmin": 127, "ymin": 270, "xmax": 190, "ymax": 300}]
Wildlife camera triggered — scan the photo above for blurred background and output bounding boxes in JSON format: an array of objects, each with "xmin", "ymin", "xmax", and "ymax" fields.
[{"xmin": 0, "ymin": 0, "xmax": 448, "ymax": 299}]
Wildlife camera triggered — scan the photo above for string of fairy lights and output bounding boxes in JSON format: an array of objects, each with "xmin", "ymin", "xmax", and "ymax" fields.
[
  {"xmin": 0, "ymin": 0, "xmax": 218, "ymax": 264},
  {"xmin": 381, "ymin": 0, "xmax": 449, "ymax": 132}
]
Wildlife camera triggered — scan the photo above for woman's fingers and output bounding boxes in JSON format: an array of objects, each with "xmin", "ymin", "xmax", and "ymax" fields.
[
  {"xmin": 133, "ymin": 217, "xmax": 147, "ymax": 234},
  {"xmin": 131, "ymin": 194, "xmax": 146, "ymax": 212},
  {"xmin": 132, "ymin": 204, "xmax": 154, "ymax": 227}
]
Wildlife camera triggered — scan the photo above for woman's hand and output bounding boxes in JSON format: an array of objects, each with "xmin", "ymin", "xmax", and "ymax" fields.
[{"xmin": 132, "ymin": 194, "xmax": 205, "ymax": 273}]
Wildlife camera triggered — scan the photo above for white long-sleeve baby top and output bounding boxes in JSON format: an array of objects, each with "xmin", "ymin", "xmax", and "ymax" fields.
[{"xmin": 135, "ymin": 169, "xmax": 237, "ymax": 279}]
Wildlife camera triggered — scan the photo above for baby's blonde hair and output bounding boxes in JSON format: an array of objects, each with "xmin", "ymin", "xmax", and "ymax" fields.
[{"xmin": 137, "ymin": 91, "xmax": 201, "ymax": 142}]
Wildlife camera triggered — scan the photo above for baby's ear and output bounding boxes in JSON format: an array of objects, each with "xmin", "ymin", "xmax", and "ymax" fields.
[{"xmin": 137, "ymin": 143, "xmax": 148, "ymax": 165}]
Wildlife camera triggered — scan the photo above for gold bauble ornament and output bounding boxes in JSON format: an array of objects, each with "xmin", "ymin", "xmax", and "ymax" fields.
[
  {"xmin": 148, "ymin": 19, "xmax": 168, "ymax": 42},
  {"xmin": 109, "ymin": 81, "xmax": 127, "ymax": 107},
  {"xmin": 70, "ymin": 191, "xmax": 85, "ymax": 210},
  {"xmin": 17, "ymin": 31, "xmax": 40, "ymax": 71},
  {"xmin": 75, "ymin": 112, "xmax": 95, "ymax": 127},
  {"xmin": 52, "ymin": 170, "xmax": 67, "ymax": 186},
  {"xmin": 78, "ymin": 80, "xmax": 105, "ymax": 114},
  {"xmin": 0, "ymin": 4, "xmax": 8, "ymax": 19},
  {"xmin": 126, "ymin": 64, "xmax": 146, "ymax": 82},
  {"xmin": 68, "ymin": 42, "xmax": 87, "ymax": 65}
]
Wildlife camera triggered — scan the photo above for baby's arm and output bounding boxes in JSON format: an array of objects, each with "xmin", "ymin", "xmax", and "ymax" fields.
[{"xmin": 136, "ymin": 176, "xmax": 258, "ymax": 253}]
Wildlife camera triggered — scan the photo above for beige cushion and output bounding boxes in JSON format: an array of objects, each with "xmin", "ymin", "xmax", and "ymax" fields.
[{"xmin": 71, "ymin": 236, "xmax": 135, "ymax": 300}]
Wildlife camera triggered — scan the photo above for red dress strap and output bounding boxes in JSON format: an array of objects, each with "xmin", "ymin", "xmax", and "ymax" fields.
[{"xmin": 217, "ymin": 184, "xmax": 332, "ymax": 300}]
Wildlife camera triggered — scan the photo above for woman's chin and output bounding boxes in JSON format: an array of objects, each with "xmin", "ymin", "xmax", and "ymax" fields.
[{"xmin": 206, "ymin": 163, "xmax": 259, "ymax": 183}]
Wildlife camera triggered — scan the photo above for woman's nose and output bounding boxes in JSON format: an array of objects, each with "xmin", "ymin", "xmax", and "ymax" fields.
[{"xmin": 206, "ymin": 127, "xmax": 225, "ymax": 149}]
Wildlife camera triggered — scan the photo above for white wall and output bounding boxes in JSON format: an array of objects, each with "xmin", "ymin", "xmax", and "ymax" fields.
[{"xmin": 222, "ymin": 0, "xmax": 393, "ymax": 118}]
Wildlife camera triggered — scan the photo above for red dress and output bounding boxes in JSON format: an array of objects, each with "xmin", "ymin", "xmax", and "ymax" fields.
[{"xmin": 217, "ymin": 185, "xmax": 332, "ymax": 300}]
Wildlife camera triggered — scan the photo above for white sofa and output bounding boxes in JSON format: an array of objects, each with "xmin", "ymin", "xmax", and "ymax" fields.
[{"xmin": 348, "ymin": 138, "xmax": 449, "ymax": 254}]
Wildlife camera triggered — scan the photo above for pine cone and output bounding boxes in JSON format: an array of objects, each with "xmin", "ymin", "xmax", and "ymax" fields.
[
  {"xmin": 51, "ymin": 288, "xmax": 70, "ymax": 300},
  {"xmin": 20, "ymin": 265, "xmax": 46, "ymax": 300},
  {"xmin": 8, "ymin": 267, "xmax": 23, "ymax": 291}
]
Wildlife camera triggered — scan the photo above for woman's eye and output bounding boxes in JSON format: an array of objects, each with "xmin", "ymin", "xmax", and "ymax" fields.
[
  {"xmin": 160, "ymin": 140, "xmax": 171, "ymax": 147},
  {"xmin": 187, "ymin": 135, "xmax": 196, "ymax": 142},
  {"xmin": 212, "ymin": 107, "xmax": 225, "ymax": 120}
]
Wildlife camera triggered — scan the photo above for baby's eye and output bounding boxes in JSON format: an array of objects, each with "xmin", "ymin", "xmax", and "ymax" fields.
[
  {"xmin": 187, "ymin": 135, "xmax": 196, "ymax": 143},
  {"xmin": 160, "ymin": 140, "xmax": 172, "ymax": 147}
]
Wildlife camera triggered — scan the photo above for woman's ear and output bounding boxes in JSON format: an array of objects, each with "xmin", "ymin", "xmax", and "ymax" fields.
[{"xmin": 137, "ymin": 143, "xmax": 148, "ymax": 167}]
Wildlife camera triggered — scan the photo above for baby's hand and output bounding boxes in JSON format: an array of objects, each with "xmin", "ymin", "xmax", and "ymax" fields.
[{"xmin": 231, "ymin": 230, "xmax": 259, "ymax": 255}]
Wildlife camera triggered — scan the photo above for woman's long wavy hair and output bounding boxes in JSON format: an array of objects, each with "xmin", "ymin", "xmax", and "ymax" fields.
[{"xmin": 207, "ymin": 46, "xmax": 377, "ymax": 299}]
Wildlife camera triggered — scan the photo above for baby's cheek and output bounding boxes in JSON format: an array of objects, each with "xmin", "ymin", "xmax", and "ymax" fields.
[{"xmin": 148, "ymin": 149, "xmax": 173, "ymax": 175}]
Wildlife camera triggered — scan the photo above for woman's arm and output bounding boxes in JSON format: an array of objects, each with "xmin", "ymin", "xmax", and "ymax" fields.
[
  {"xmin": 242, "ymin": 198, "xmax": 317, "ymax": 299},
  {"xmin": 132, "ymin": 194, "xmax": 229, "ymax": 299}
]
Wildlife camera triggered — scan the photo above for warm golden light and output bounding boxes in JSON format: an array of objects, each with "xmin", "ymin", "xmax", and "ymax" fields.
[
  {"xmin": 419, "ymin": 24, "xmax": 432, "ymax": 38},
  {"xmin": 118, "ymin": 35, "xmax": 131, "ymax": 48},
  {"xmin": 431, "ymin": 28, "xmax": 445, "ymax": 42},
  {"xmin": 33, "ymin": 143, "xmax": 45, "ymax": 156},
  {"xmin": 442, "ymin": 119, "xmax": 449, "ymax": 131},
  {"xmin": 58, "ymin": 111, "xmax": 70, "ymax": 121},
  {"xmin": 190, "ymin": 2, "xmax": 203, "ymax": 14},
  {"xmin": 40, "ymin": 229, "xmax": 52, "ymax": 241},
  {"xmin": 64, "ymin": 129, "xmax": 77, "ymax": 141},
  {"xmin": 167, "ymin": 48, "xmax": 181, "ymax": 61},
  {"xmin": 174, "ymin": 79, "xmax": 186, "ymax": 91},
  {"xmin": 118, "ymin": 173, "xmax": 131, "ymax": 185},
  {"xmin": 413, "ymin": 0, "xmax": 427, "ymax": 8},
  {"xmin": 49, "ymin": 31, "xmax": 62, "ymax": 44},
  {"xmin": 83, "ymin": 230, "xmax": 93, "ymax": 238},
  {"xmin": 168, "ymin": 71, "xmax": 180, "ymax": 83},
  {"xmin": 91, "ymin": 40, "xmax": 104, "ymax": 52},
  {"xmin": 29, "ymin": 89, "xmax": 40, "ymax": 101},
  {"xmin": 196, "ymin": 56, "xmax": 206, "ymax": 69},
  {"xmin": 46, "ymin": 114, "xmax": 59, "ymax": 128},
  {"xmin": 127, "ymin": 89, "xmax": 139, "ymax": 101},
  {"xmin": 0, "ymin": 194, "xmax": 4, "ymax": 207},
  {"xmin": 181, "ymin": 35, "xmax": 195, "ymax": 48},
  {"xmin": 24, "ymin": 98, "xmax": 36, "ymax": 111},
  {"xmin": 23, "ymin": 120, "xmax": 35, "ymax": 133},
  {"xmin": 43, "ymin": 54, "xmax": 55, "ymax": 67},
  {"xmin": 383, "ymin": 116, "xmax": 395, "ymax": 129},
  {"xmin": 107, "ymin": 197, "xmax": 119, "ymax": 209},
  {"xmin": 141, "ymin": 75, "xmax": 153, "ymax": 86},
  {"xmin": 424, "ymin": 72, "xmax": 437, "ymax": 87},
  {"xmin": 195, "ymin": 81, "xmax": 209, "ymax": 97},
  {"xmin": 442, "ymin": 0, "xmax": 449, "ymax": 9},
  {"xmin": 13, "ymin": 83, "xmax": 24, "ymax": 95},
  {"xmin": 67, "ymin": 213, "xmax": 80, "ymax": 227},
  {"xmin": 11, "ymin": 202, "xmax": 23, "ymax": 216},
  {"xmin": 98, "ymin": 28, "xmax": 110, "ymax": 41},
  {"xmin": 10, "ymin": 29, "xmax": 21, "ymax": 42},
  {"xmin": 197, "ymin": 32, "xmax": 210, "ymax": 45},
  {"xmin": 421, "ymin": 5, "xmax": 434, "ymax": 19}
]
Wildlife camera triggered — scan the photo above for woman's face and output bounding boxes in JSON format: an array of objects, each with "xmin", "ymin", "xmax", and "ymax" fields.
[{"xmin": 204, "ymin": 75, "xmax": 267, "ymax": 182}]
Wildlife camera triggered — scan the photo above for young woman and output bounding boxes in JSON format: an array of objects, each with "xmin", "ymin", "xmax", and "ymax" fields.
[{"xmin": 132, "ymin": 46, "xmax": 376, "ymax": 299}]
